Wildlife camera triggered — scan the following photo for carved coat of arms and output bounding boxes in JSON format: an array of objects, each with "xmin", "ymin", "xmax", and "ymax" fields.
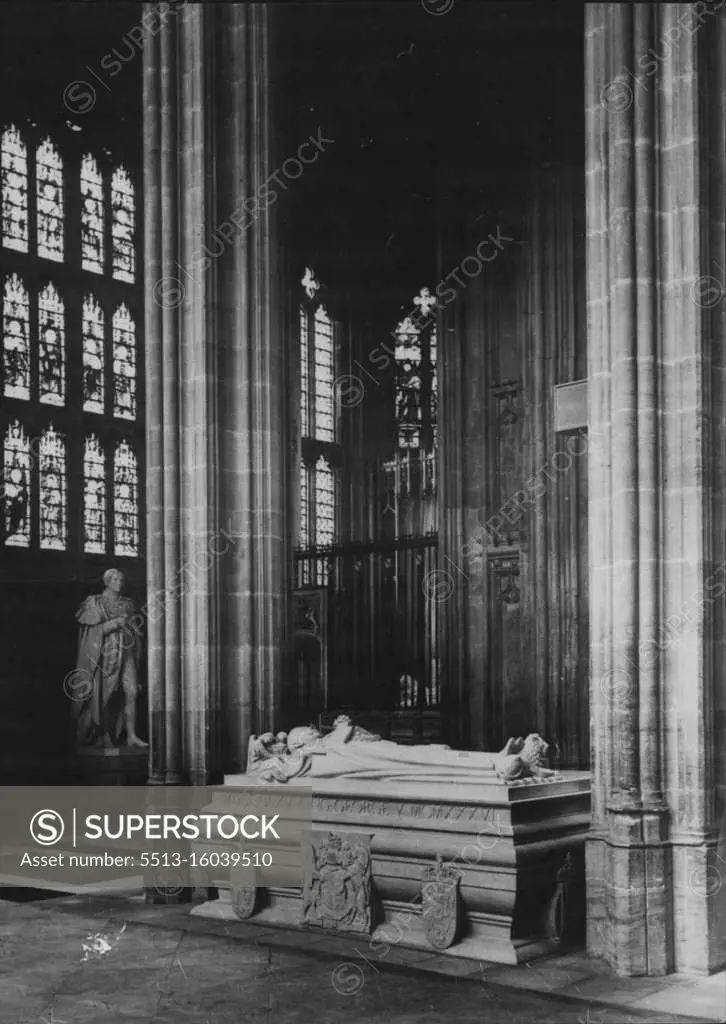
[
  {"xmin": 232, "ymin": 885, "xmax": 257, "ymax": 920},
  {"xmin": 302, "ymin": 831, "xmax": 372, "ymax": 934},
  {"xmin": 421, "ymin": 857, "xmax": 462, "ymax": 950}
]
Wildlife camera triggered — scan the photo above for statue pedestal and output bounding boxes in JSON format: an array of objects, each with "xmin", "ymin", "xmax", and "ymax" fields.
[
  {"xmin": 190, "ymin": 770, "xmax": 591, "ymax": 964},
  {"xmin": 72, "ymin": 745, "xmax": 148, "ymax": 785}
]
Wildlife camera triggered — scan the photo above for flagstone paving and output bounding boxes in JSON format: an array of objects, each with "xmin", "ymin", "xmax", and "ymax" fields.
[{"xmin": 0, "ymin": 895, "xmax": 722, "ymax": 1024}]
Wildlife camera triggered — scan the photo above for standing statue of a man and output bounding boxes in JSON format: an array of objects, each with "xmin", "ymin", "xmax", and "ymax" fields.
[{"xmin": 70, "ymin": 568, "xmax": 148, "ymax": 750}]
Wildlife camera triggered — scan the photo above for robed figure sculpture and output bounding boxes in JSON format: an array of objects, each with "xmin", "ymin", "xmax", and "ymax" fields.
[{"xmin": 71, "ymin": 568, "xmax": 147, "ymax": 750}]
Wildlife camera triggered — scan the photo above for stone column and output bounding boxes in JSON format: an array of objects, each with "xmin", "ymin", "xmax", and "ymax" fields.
[
  {"xmin": 216, "ymin": 4, "xmax": 290, "ymax": 773},
  {"xmin": 143, "ymin": 3, "xmax": 289, "ymax": 784},
  {"xmin": 586, "ymin": 2, "xmax": 726, "ymax": 975},
  {"xmin": 438, "ymin": 244, "xmax": 490, "ymax": 750}
]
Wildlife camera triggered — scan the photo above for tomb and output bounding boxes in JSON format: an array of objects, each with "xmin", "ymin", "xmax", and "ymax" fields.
[{"xmin": 191, "ymin": 717, "xmax": 590, "ymax": 964}]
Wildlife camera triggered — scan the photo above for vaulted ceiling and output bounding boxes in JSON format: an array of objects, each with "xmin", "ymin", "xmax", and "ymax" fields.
[
  {"xmin": 0, "ymin": 2, "xmax": 584, "ymax": 329},
  {"xmin": 0, "ymin": 2, "xmax": 142, "ymax": 159},
  {"xmin": 281, "ymin": 1, "xmax": 584, "ymax": 322}
]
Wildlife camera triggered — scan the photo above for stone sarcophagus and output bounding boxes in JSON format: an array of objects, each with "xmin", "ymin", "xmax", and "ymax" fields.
[{"xmin": 190, "ymin": 716, "xmax": 591, "ymax": 964}]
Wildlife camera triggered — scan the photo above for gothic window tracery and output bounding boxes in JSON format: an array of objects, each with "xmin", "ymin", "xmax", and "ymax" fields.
[
  {"xmin": 36, "ymin": 139, "xmax": 64, "ymax": 262},
  {"xmin": 82, "ymin": 294, "xmax": 105, "ymax": 413},
  {"xmin": 83, "ymin": 434, "xmax": 106, "ymax": 554},
  {"xmin": 39, "ymin": 425, "xmax": 67, "ymax": 550},
  {"xmin": 394, "ymin": 286, "xmax": 438, "ymax": 452},
  {"xmin": 3, "ymin": 419, "xmax": 30, "ymax": 547},
  {"xmin": 113, "ymin": 440, "xmax": 139, "ymax": 556},
  {"xmin": 38, "ymin": 283, "xmax": 66, "ymax": 406},
  {"xmin": 3, "ymin": 273, "xmax": 30, "ymax": 401},
  {"xmin": 111, "ymin": 166, "xmax": 135, "ymax": 282},
  {"xmin": 1, "ymin": 125, "xmax": 28, "ymax": 253},
  {"xmin": 81, "ymin": 154, "xmax": 105, "ymax": 274},
  {"xmin": 112, "ymin": 303, "xmax": 136, "ymax": 420}
]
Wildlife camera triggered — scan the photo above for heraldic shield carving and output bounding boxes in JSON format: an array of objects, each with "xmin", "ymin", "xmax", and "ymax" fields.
[
  {"xmin": 421, "ymin": 856, "xmax": 462, "ymax": 950},
  {"xmin": 232, "ymin": 885, "xmax": 258, "ymax": 920},
  {"xmin": 302, "ymin": 831, "xmax": 373, "ymax": 934}
]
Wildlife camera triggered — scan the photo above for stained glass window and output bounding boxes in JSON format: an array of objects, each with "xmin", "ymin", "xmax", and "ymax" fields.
[
  {"xmin": 3, "ymin": 274, "xmax": 30, "ymax": 400},
  {"xmin": 3, "ymin": 419, "xmax": 31, "ymax": 547},
  {"xmin": 394, "ymin": 287, "xmax": 437, "ymax": 452},
  {"xmin": 300, "ymin": 458, "xmax": 309, "ymax": 549},
  {"xmin": 112, "ymin": 304, "xmax": 136, "ymax": 420},
  {"xmin": 113, "ymin": 440, "xmax": 139, "ymax": 556},
  {"xmin": 83, "ymin": 434, "xmax": 106, "ymax": 554},
  {"xmin": 1, "ymin": 135, "xmax": 143, "ymax": 559},
  {"xmin": 430, "ymin": 324, "xmax": 438, "ymax": 449},
  {"xmin": 39, "ymin": 426, "xmax": 67, "ymax": 550},
  {"xmin": 300, "ymin": 306, "xmax": 309, "ymax": 436},
  {"xmin": 314, "ymin": 456, "xmax": 335, "ymax": 548},
  {"xmin": 314, "ymin": 306, "xmax": 335, "ymax": 443},
  {"xmin": 38, "ymin": 283, "xmax": 66, "ymax": 406},
  {"xmin": 82, "ymin": 294, "xmax": 105, "ymax": 413},
  {"xmin": 299, "ymin": 270, "xmax": 338, "ymax": 553},
  {"xmin": 1, "ymin": 126, "xmax": 28, "ymax": 253},
  {"xmin": 36, "ymin": 139, "xmax": 64, "ymax": 262},
  {"xmin": 81, "ymin": 154, "xmax": 105, "ymax": 274},
  {"xmin": 111, "ymin": 167, "xmax": 135, "ymax": 283},
  {"xmin": 394, "ymin": 315, "xmax": 422, "ymax": 450}
]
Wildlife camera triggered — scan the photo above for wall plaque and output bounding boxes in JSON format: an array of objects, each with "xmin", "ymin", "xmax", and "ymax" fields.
[{"xmin": 554, "ymin": 379, "xmax": 588, "ymax": 432}]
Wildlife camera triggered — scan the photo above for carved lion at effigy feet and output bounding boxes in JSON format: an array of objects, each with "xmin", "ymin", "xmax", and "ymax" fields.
[{"xmin": 492, "ymin": 733, "xmax": 558, "ymax": 782}]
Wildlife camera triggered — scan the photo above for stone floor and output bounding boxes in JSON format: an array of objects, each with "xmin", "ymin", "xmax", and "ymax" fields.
[{"xmin": 0, "ymin": 893, "xmax": 723, "ymax": 1024}]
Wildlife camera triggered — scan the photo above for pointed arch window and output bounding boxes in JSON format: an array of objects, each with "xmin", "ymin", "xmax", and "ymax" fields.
[
  {"xmin": 82, "ymin": 294, "xmax": 105, "ymax": 413},
  {"xmin": 394, "ymin": 286, "xmax": 438, "ymax": 452},
  {"xmin": 83, "ymin": 434, "xmax": 106, "ymax": 554},
  {"xmin": 113, "ymin": 440, "xmax": 139, "ymax": 556},
  {"xmin": 111, "ymin": 167, "xmax": 135, "ymax": 283},
  {"xmin": 38, "ymin": 282, "xmax": 66, "ymax": 406},
  {"xmin": 112, "ymin": 304, "xmax": 136, "ymax": 420},
  {"xmin": 36, "ymin": 139, "xmax": 64, "ymax": 262},
  {"xmin": 3, "ymin": 273, "xmax": 30, "ymax": 400},
  {"xmin": 39, "ymin": 425, "xmax": 67, "ymax": 550},
  {"xmin": 3, "ymin": 419, "xmax": 31, "ymax": 547},
  {"xmin": 298, "ymin": 267, "xmax": 340, "ymax": 557},
  {"xmin": 1, "ymin": 125, "xmax": 28, "ymax": 253},
  {"xmin": 81, "ymin": 154, "xmax": 105, "ymax": 274}
]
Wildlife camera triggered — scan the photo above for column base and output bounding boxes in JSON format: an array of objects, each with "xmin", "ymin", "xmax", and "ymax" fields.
[
  {"xmin": 587, "ymin": 807, "xmax": 673, "ymax": 977},
  {"xmin": 671, "ymin": 837, "xmax": 726, "ymax": 974}
]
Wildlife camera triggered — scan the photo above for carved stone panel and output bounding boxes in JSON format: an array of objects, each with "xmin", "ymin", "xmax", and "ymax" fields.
[{"xmin": 302, "ymin": 831, "xmax": 372, "ymax": 934}]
